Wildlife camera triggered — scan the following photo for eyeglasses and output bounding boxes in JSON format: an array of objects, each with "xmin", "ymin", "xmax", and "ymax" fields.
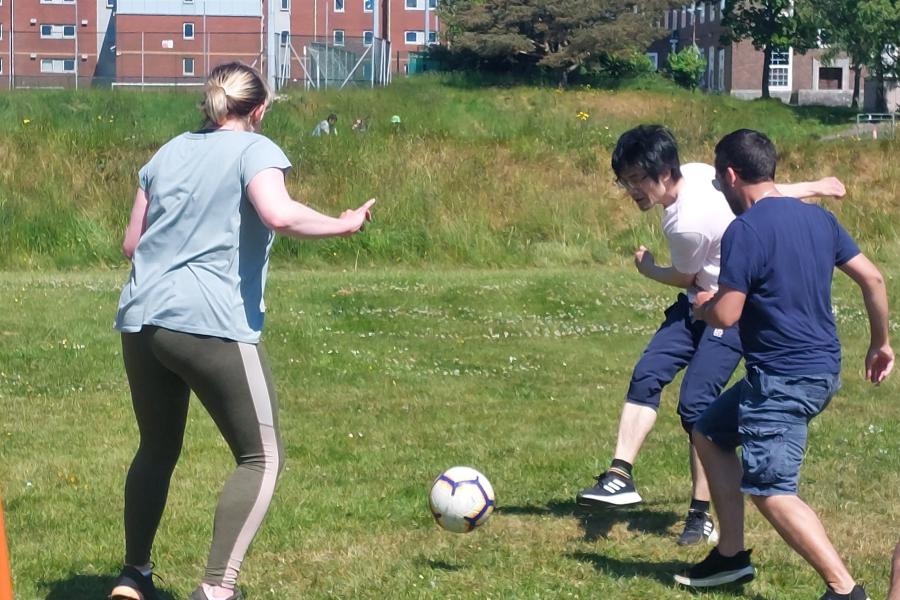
[{"xmin": 616, "ymin": 174, "xmax": 650, "ymax": 191}]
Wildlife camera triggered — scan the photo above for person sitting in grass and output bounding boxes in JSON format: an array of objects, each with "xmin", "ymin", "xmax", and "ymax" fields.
[
  {"xmin": 110, "ymin": 62, "xmax": 373, "ymax": 600},
  {"xmin": 312, "ymin": 113, "xmax": 338, "ymax": 136},
  {"xmin": 576, "ymin": 124, "xmax": 847, "ymax": 546},
  {"xmin": 680, "ymin": 129, "xmax": 893, "ymax": 600}
]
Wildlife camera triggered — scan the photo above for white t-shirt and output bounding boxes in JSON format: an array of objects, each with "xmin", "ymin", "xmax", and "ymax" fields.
[{"xmin": 661, "ymin": 162, "xmax": 735, "ymax": 300}]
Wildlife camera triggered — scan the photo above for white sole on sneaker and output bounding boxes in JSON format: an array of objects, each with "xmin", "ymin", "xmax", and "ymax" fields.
[
  {"xmin": 576, "ymin": 491, "xmax": 643, "ymax": 506},
  {"xmin": 673, "ymin": 565, "xmax": 755, "ymax": 587}
]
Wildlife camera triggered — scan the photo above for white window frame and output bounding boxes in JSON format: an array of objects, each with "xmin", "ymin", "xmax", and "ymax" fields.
[
  {"xmin": 364, "ymin": 0, "xmax": 373, "ymax": 12},
  {"xmin": 183, "ymin": 22, "xmax": 194, "ymax": 40},
  {"xmin": 768, "ymin": 48, "xmax": 792, "ymax": 90},
  {"xmin": 40, "ymin": 0, "xmax": 75, "ymax": 4},
  {"xmin": 428, "ymin": 30, "xmax": 437, "ymax": 44},
  {"xmin": 646, "ymin": 52, "xmax": 659, "ymax": 71},
  {"xmin": 404, "ymin": 30, "xmax": 421, "ymax": 45},
  {"xmin": 698, "ymin": 3, "xmax": 706, "ymax": 23},
  {"xmin": 0, "ymin": 58, "xmax": 3, "ymax": 74},
  {"xmin": 184, "ymin": 0, "xmax": 194, "ymax": 4},
  {"xmin": 681, "ymin": 7, "xmax": 687, "ymax": 27},
  {"xmin": 41, "ymin": 24, "xmax": 76, "ymax": 39},
  {"xmin": 334, "ymin": 0, "xmax": 344, "ymax": 12},
  {"xmin": 333, "ymin": 29, "xmax": 345, "ymax": 46},
  {"xmin": 106, "ymin": 0, "xmax": 115, "ymax": 8},
  {"xmin": 281, "ymin": 0, "xmax": 290, "ymax": 10},
  {"xmin": 363, "ymin": 30, "xmax": 373, "ymax": 46},
  {"xmin": 280, "ymin": 31, "xmax": 290, "ymax": 46},
  {"xmin": 40, "ymin": 57, "xmax": 76, "ymax": 73},
  {"xmin": 0, "ymin": 24, "xmax": 3, "ymax": 40},
  {"xmin": 718, "ymin": 47, "xmax": 726, "ymax": 90},
  {"xmin": 707, "ymin": 46, "xmax": 715, "ymax": 88},
  {"xmin": 183, "ymin": 57, "xmax": 195, "ymax": 76}
]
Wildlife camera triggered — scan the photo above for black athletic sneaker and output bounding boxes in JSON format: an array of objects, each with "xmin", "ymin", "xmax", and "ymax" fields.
[
  {"xmin": 673, "ymin": 547, "xmax": 755, "ymax": 587},
  {"xmin": 818, "ymin": 584, "xmax": 871, "ymax": 600},
  {"xmin": 676, "ymin": 509, "xmax": 720, "ymax": 546},
  {"xmin": 576, "ymin": 470, "xmax": 642, "ymax": 507},
  {"xmin": 189, "ymin": 586, "xmax": 244, "ymax": 600},
  {"xmin": 109, "ymin": 565, "xmax": 159, "ymax": 600}
]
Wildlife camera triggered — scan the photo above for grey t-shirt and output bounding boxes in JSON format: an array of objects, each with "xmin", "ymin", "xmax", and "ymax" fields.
[{"xmin": 115, "ymin": 129, "xmax": 291, "ymax": 343}]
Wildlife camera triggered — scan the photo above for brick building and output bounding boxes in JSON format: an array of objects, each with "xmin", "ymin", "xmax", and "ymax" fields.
[
  {"xmin": 2, "ymin": 0, "xmax": 115, "ymax": 88},
  {"xmin": 647, "ymin": 2, "xmax": 864, "ymax": 107}
]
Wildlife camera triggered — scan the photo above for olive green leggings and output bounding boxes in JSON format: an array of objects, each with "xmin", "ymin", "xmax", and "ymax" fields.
[{"xmin": 121, "ymin": 326, "xmax": 284, "ymax": 588}]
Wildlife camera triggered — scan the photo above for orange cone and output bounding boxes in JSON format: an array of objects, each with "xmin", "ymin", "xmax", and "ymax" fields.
[{"xmin": 0, "ymin": 492, "xmax": 12, "ymax": 600}]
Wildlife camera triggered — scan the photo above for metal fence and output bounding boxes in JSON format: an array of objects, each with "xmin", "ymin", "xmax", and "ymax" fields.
[{"xmin": 1, "ymin": 29, "xmax": 391, "ymax": 90}]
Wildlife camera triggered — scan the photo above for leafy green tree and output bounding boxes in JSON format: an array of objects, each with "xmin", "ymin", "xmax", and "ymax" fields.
[
  {"xmin": 439, "ymin": 0, "xmax": 673, "ymax": 86},
  {"xmin": 667, "ymin": 45, "xmax": 707, "ymax": 89},
  {"xmin": 815, "ymin": 0, "xmax": 900, "ymax": 110},
  {"xmin": 721, "ymin": 0, "xmax": 820, "ymax": 99}
]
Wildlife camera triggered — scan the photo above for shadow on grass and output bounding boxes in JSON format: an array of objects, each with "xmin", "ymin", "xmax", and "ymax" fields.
[
  {"xmin": 570, "ymin": 552, "xmax": 765, "ymax": 599},
  {"xmin": 416, "ymin": 557, "xmax": 465, "ymax": 572},
  {"xmin": 499, "ymin": 499, "xmax": 681, "ymax": 541},
  {"xmin": 41, "ymin": 573, "xmax": 179, "ymax": 600}
]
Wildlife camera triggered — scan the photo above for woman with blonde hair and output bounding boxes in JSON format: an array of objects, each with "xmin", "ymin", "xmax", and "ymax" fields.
[{"xmin": 109, "ymin": 62, "xmax": 373, "ymax": 600}]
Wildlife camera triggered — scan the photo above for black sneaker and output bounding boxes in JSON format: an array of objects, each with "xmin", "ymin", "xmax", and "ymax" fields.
[
  {"xmin": 109, "ymin": 565, "xmax": 159, "ymax": 600},
  {"xmin": 818, "ymin": 585, "xmax": 870, "ymax": 600},
  {"xmin": 676, "ymin": 509, "xmax": 719, "ymax": 546},
  {"xmin": 576, "ymin": 470, "xmax": 642, "ymax": 507},
  {"xmin": 673, "ymin": 547, "xmax": 755, "ymax": 587},
  {"xmin": 189, "ymin": 586, "xmax": 244, "ymax": 600}
]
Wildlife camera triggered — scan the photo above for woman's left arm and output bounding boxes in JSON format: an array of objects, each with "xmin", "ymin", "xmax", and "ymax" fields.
[{"xmin": 122, "ymin": 187, "xmax": 149, "ymax": 259}]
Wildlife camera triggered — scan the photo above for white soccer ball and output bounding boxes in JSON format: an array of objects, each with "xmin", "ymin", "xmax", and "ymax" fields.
[{"xmin": 428, "ymin": 466, "xmax": 496, "ymax": 533}]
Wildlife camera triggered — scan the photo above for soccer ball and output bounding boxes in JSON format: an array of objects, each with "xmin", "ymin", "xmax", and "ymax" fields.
[{"xmin": 428, "ymin": 466, "xmax": 496, "ymax": 533}]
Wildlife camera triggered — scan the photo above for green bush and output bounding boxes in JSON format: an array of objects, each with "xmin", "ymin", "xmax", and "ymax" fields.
[{"xmin": 666, "ymin": 45, "xmax": 707, "ymax": 90}]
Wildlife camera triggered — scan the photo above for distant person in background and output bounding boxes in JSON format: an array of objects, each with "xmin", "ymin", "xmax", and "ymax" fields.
[
  {"xmin": 890, "ymin": 541, "xmax": 900, "ymax": 600},
  {"xmin": 312, "ymin": 113, "xmax": 338, "ymax": 136},
  {"xmin": 110, "ymin": 62, "xmax": 373, "ymax": 600},
  {"xmin": 390, "ymin": 114, "xmax": 402, "ymax": 134},
  {"xmin": 351, "ymin": 118, "xmax": 367, "ymax": 133}
]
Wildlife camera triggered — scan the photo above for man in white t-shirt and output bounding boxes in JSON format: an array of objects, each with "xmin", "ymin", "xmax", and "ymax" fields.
[{"xmin": 576, "ymin": 125, "xmax": 845, "ymax": 546}]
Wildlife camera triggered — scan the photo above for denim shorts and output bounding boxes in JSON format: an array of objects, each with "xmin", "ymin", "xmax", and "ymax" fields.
[{"xmin": 694, "ymin": 366, "xmax": 840, "ymax": 496}]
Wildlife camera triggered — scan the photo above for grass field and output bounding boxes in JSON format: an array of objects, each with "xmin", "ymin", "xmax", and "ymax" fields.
[{"xmin": 1, "ymin": 266, "xmax": 898, "ymax": 599}]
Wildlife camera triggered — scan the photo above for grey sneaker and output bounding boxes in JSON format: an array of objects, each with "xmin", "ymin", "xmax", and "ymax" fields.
[
  {"xmin": 576, "ymin": 470, "xmax": 642, "ymax": 507},
  {"xmin": 189, "ymin": 587, "xmax": 244, "ymax": 600},
  {"xmin": 676, "ymin": 509, "xmax": 719, "ymax": 546}
]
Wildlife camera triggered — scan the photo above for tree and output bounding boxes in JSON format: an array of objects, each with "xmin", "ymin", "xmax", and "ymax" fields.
[
  {"xmin": 720, "ymin": 0, "xmax": 820, "ymax": 99},
  {"xmin": 815, "ymin": 0, "xmax": 900, "ymax": 110},
  {"xmin": 439, "ymin": 0, "xmax": 673, "ymax": 85},
  {"xmin": 667, "ymin": 45, "xmax": 707, "ymax": 89}
]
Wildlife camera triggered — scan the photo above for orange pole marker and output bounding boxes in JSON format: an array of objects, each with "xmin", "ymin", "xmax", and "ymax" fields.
[{"xmin": 0, "ymin": 491, "xmax": 12, "ymax": 600}]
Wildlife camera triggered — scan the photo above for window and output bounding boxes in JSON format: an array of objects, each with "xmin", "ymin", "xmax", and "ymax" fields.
[
  {"xmin": 281, "ymin": 0, "xmax": 290, "ymax": 9},
  {"xmin": 364, "ymin": 0, "xmax": 373, "ymax": 11},
  {"xmin": 405, "ymin": 0, "xmax": 436, "ymax": 9},
  {"xmin": 183, "ymin": 23, "xmax": 194, "ymax": 40},
  {"xmin": 333, "ymin": 29, "xmax": 344, "ymax": 46},
  {"xmin": 768, "ymin": 48, "xmax": 791, "ymax": 88},
  {"xmin": 40, "ymin": 0, "xmax": 75, "ymax": 4},
  {"xmin": 681, "ymin": 7, "xmax": 686, "ymax": 27},
  {"xmin": 646, "ymin": 52, "xmax": 659, "ymax": 71},
  {"xmin": 707, "ymin": 46, "xmax": 715, "ymax": 88},
  {"xmin": 428, "ymin": 31, "xmax": 437, "ymax": 44},
  {"xmin": 818, "ymin": 66, "xmax": 843, "ymax": 90},
  {"xmin": 40, "ymin": 58, "xmax": 76, "ymax": 73},
  {"xmin": 698, "ymin": 3, "xmax": 705, "ymax": 23},
  {"xmin": 363, "ymin": 30, "xmax": 373, "ymax": 46},
  {"xmin": 183, "ymin": 57, "xmax": 195, "ymax": 75},
  {"xmin": 405, "ymin": 30, "xmax": 419, "ymax": 44},
  {"xmin": 40, "ymin": 24, "xmax": 76, "ymax": 39},
  {"xmin": 334, "ymin": 0, "xmax": 344, "ymax": 11},
  {"xmin": 0, "ymin": 58, "xmax": 3, "ymax": 74},
  {"xmin": 106, "ymin": 0, "xmax": 115, "ymax": 8},
  {"xmin": 0, "ymin": 24, "xmax": 3, "ymax": 40},
  {"xmin": 280, "ymin": 31, "xmax": 290, "ymax": 46}
]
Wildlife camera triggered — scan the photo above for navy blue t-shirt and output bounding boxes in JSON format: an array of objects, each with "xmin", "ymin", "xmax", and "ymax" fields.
[{"xmin": 718, "ymin": 197, "xmax": 860, "ymax": 375}]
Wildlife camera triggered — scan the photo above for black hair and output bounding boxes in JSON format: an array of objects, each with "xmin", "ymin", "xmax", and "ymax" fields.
[
  {"xmin": 611, "ymin": 125, "xmax": 683, "ymax": 183},
  {"xmin": 327, "ymin": 113, "xmax": 338, "ymax": 122},
  {"xmin": 714, "ymin": 129, "xmax": 777, "ymax": 183}
]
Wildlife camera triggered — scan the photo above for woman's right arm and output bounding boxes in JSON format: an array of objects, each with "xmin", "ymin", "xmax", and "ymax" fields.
[
  {"xmin": 247, "ymin": 168, "xmax": 373, "ymax": 239},
  {"xmin": 122, "ymin": 187, "xmax": 149, "ymax": 259}
]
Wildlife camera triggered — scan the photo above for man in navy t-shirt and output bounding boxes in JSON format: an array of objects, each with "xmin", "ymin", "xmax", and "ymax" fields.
[{"xmin": 673, "ymin": 129, "xmax": 894, "ymax": 600}]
